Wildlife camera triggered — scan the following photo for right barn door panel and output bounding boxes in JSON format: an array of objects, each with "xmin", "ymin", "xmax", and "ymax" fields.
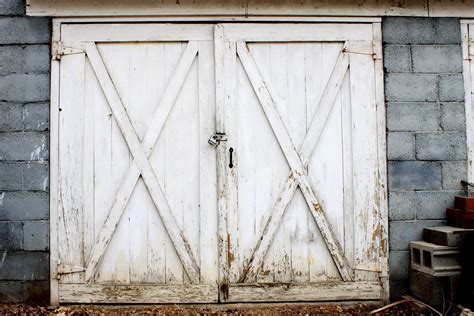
[{"xmin": 216, "ymin": 23, "xmax": 388, "ymax": 302}]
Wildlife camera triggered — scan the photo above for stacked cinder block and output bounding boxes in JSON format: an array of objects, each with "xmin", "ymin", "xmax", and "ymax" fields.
[
  {"xmin": 410, "ymin": 227, "xmax": 464, "ymax": 310},
  {"xmin": 0, "ymin": 0, "xmax": 50, "ymax": 304},
  {"xmin": 383, "ymin": 17, "xmax": 468, "ymax": 300}
]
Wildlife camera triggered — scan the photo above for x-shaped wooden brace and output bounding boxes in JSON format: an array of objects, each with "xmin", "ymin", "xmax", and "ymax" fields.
[
  {"xmin": 84, "ymin": 42, "xmax": 201, "ymax": 283},
  {"xmin": 236, "ymin": 41, "xmax": 353, "ymax": 282}
]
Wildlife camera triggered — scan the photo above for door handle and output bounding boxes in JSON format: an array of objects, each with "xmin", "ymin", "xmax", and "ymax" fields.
[{"xmin": 229, "ymin": 147, "xmax": 234, "ymax": 169}]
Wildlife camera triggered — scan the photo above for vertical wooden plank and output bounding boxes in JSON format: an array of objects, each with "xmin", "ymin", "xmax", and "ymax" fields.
[
  {"xmin": 224, "ymin": 40, "xmax": 240, "ymax": 283},
  {"xmin": 49, "ymin": 20, "xmax": 61, "ymax": 306},
  {"xmin": 180, "ymin": 49, "xmax": 201, "ymax": 283},
  {"xmin": 341, "ymin": 67, "xmax": 354, "ymax": 269},
  {"xmin": 304, "ymin": 42, "xmax": 324, "ymax": 281},
  {"xmin": 373, "ymin": 22, "xmax": 389, "ymax": 302},
  {"xmin": 318, "ymin": 43, "xmax": 345, "ymax": 277},
  {"xmin": 97, "ymin": 43, "xmax": 131, "ymax": 284},
  {"xmin": 164, "ymin": 42, "xmax": 185, "ymax": 284},
  {"xmin": 347, "ymin": 41, "xmax": 378, "ymax": 280},
  {"xmin": 198, "ymin": 40, "xmax": 218, "ymax": 284},
  {"xmin": 58, "ymin": 52, "xmax": 85, "ymax": 284},
  {"xmin": 128, "ymin": 43, "xmax": 150, "ymax": 283},
  {"xmin": 304, "ymin": 42, "xmax": 347, "ymax": 281},
  {"xmin": 214, "ymin": 25, "xmax": 229, "ymax": 293},
  {"xmin": 147, "ymin": 43, "xmax": 167, "ymax": 284},
  {"xmin": 269, "ymin": 43, "xmax": 291, "ymax": 283},
  {"xmin": 91, "ymin": 46, "xmax": 113, "ymax": 283},
  {"xmin": 248, "ymin": 43, "xmax": 274, "ymax": 284},
  {"xmin": 286, "ymin": 42, "xmax": 309, "ymax": 283},
  {"xmin": 236, "ymin": 43, "xmax": 257, "ymax": 283},
  {"xmin": 83, "ymin": 56, "xmax": 96, "ymax": 264},
  {"xmin": 304, "ymin": 42, "xmax": 330, "ymax": 282}
]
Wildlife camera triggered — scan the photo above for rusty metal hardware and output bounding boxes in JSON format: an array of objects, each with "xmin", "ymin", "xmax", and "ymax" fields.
[
  {"xmin": 461, "ymin": 180, "xmax": 474, "ymax": 197},
  {"xmin": 219, "ymin": 279, "xmax": 229, "ymax": 301},
  {"xmin": 208, "ymin": 132, "xmax": 227, "ymax": 147}
]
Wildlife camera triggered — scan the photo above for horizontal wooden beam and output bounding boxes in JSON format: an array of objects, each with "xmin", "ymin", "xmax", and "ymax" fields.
[
  {"xmin": 25, "ymin": 0, "xmax": 436, "ymax": 17},
  {"xmin": 226, "ymin": 282, "xmax": 382, "ymax": 302},
  {"xmin": 59, "ymin": 284, "xmax": 217, "ymax": 303},
  {"xmin": 28, "ymin": 0, "xmax": 474, "ymax": 18}
]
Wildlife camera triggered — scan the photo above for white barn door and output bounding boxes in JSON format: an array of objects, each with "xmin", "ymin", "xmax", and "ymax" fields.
[
  {"xmin": 55, "ymin": 24, "xmax": 218, "ymax": 303},
  {"xmin": 53, "ymin": 21, "xmax": 387, "ymax": 304},
  {"xmin": 215, "ymin": 23, "xmax": 388, "ymax": 302}
]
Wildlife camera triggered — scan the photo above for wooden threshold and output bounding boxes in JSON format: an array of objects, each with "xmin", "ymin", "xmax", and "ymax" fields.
[
  {"xmin": 59, "ymin": 284, "xmax": 218, "ymax": 304},
  {"xmin": 226, "ymin": 282, "xmax": 382, "ymax": 302}
]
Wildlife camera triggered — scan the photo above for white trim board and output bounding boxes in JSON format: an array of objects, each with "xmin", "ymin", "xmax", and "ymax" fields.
[
  {"xmin": 462, "ymin": 21, "xmax": 474, "ymax": 183},
  {"xmin": 28, "ymin": 0, "xmax": 474, "ymax": 17}
]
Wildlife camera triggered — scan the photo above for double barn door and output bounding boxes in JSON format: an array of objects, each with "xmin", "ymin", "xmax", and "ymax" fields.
[{"xmin": 53, "ymin": 22, "xmax": 388, "ymax": 304}]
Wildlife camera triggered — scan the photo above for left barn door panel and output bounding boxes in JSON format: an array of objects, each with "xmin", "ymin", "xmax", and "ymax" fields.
[{"xmin": 54, "ymin": 24, "xmax": 218, "ymax": 303}]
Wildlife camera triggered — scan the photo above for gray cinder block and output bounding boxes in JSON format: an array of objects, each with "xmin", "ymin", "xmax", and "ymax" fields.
[
  {"xmin": 0, "ymin": 191, "xmax": 49, "ymax": 221},
  {"xmin": 0, "ymin": 251, "xmax": 48, "ymax": 280},
  {"xmin": 388, "ymin": 161, "xmax": 442, "ymax": 190},
  {"xmin": 23, "ymin": 221, "xmax": 48, "ymax": 251},
  {"xmin": 0, "ymin": 0, "xmax": 25, "ymax": 15},
  {"xmin": 0, "ymin": 74, "xmax": 50, "ymax": 102},
  {"xmin": 388, "ymin": 132, "xmax": 415, "ymax": 160},
  {"xmin": 0, "ymin": 222, "xmax": 23, "ymax": 250},
  {"xmin": 24, "ymin": 103, "xmax": 49, "ymax": 132},
  {"xmin": 383, "ymin": 18, "xmax": 436, "ymax": 44},
  {"xmin": 439, "ymin": 74, "xmax": 465, "ymax": 102},
  {"xmin": 410, "ymin": 269, "xmax": 460, "ymax": 311},
  {"xmin": 416, "ymin": 132, "xmax": 467, "ymax": 161},
  {"xmin": 0, "ymin": 102, "xmax": 23, "ymax": 132},
  {"xmin": 441, "ymin": 103, "xmax": 466, "ymax": 132},
  {"xmin": 412, "ymin": 45, "xmax": 462, "ymax": 73},
  {"xmin": 385, "ymin": 73, "xmax": 438, "ymax": 102},
  {"xmin": 390, "ymin": 250, "xmax": 410, "ymax": 280},
  {"xmin": 389, "ymin": 190, "xmax": 416, "ymax": 221},
  {"xmin": 0, "ymin": 132, "xmax": 48, "ymax": 161},
  {"xmin": 22, "ymin": 162, "xmax": 48, "ymax": 191},
  {"xmin": 423, "ymin": 226, "xmax": 464, "ymax": 247},
  {"xmin": 415, "ymin": 190, "xmax": 460, "ymax": 220},
  {"xmin": 410, "ymin": 241, "xmax": 461, "ymax": 276},
  {"xmin": 386, "ymin": 102, "xmax": 441, "ymax": 132},
  {"xmin": 0, "ymin": 17, "xmax": 50, "ymax": 44},
  {"xmin": 442, "ymin": 161, "xmax": 467, "ymax": 190},
  {"xmin": 383, "ymin": 45, "xmax": 412, "ymax": 72}
]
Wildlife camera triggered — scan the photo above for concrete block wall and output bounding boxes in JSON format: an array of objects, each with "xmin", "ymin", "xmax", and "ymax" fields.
[
  {"xmin": 0, "ymin": 0, "xmax": 50, "ymax": 304},
  {"xmin": 383, "ymin": 17, "xmax": 467, "ymax": 299},
  {"xmin": 0, "ymin": 4, "xmax": 469, "ymax": 304}
]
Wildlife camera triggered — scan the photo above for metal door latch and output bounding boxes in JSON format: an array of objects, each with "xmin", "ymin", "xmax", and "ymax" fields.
[{"xmin": 208, "ymin": 133, "xmax": 227, "ymax": 147}]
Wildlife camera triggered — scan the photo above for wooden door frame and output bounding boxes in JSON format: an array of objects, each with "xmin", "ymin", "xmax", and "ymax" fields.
[
  {"xmin": 50, "ymin": 17, "xmax": 388, "ymax": 306},
  {"xmin": 461, "ymin": 21, "xmax": 474, "ymax": 184}
]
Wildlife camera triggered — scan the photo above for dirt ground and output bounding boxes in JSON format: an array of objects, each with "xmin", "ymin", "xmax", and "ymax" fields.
[{"xmin": 0, "ymin": 302, "xmax": 426, "ymax": 315}]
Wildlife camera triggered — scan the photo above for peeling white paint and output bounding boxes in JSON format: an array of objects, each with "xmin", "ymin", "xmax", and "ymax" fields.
[
  {"xmin": 42, "ymin": 177, "xmax": 49, "ymax": 190},
  {"xmin": 30, "ymin": 139, "xmax": 47, "ymax": 161},
  {"xmin": 0, "ymin": 192, "xmax": 4, "ymax": 207},
  {"xmin": 30, "ymin": 146, "xmax": 42, "ymax": 160},
  {"xmin": 1, "ymin": 250, "xmax": 7, "ymax": 267}
]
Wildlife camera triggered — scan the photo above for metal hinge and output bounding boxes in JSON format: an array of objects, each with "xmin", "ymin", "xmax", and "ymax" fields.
[
  {"xmin": 55, "ymin": 262, "xmax": 85, "ymax": 279},
  {"xmin": 208, "ymin": 132, "xmax": 227, "ymax": 147},
  {"xmin": 354, "ymin": 258, "xmax": 388, "ymax": 276},
  {"xmin": 342, "ymin": 42, "xmax": 380, "ymax": 60},
  {"xmin": 52, "ymin": 41, "xmax": 85, "ymax": 61}
]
